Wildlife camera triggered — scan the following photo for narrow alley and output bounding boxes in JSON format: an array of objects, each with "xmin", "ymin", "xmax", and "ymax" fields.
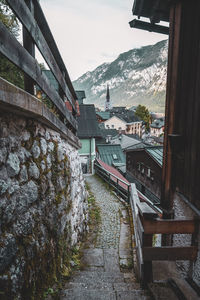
[{"xmin": 60, "ymin": 175, "xmax": 151, "ymax": 300}]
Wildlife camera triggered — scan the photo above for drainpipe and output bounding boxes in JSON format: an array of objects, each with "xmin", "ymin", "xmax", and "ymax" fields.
[{"xmin": 89, "ymin": 137, "xmax": 92, "ymax": 173}]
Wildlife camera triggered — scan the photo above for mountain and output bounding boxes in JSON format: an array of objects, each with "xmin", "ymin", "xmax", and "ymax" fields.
[{"xmin": 73, "ymin": 40, "xmax": 168, "ymax": 113}]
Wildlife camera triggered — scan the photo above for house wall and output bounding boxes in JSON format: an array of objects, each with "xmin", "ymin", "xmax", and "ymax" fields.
[
  {"xmin": 104, "ymin": 117, "xmax": 126, "ymax": 131},
  {"xmin": 125, "ymin": 122, "xmax": 142, "ymax": 137},
  {"xmin": 150, "ymin": 127, "xmax": 164, "ymax": 137},
  {"xmin": 0, "ymin": 112, "xmax": 88, "ymax": 298},
  {"xmin": 79, "ymin": 138, "xmax": 96, "ymax": 174},
  {"xmin": 126, "ymin": 150, "xmax": 162, "ymax": 200}
]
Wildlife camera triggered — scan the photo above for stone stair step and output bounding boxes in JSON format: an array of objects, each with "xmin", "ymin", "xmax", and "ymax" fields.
[
  {"xmin": 116, "ymin": 291, "xmax": 151, "ymax": 300},
  {"xmin": 71, "ymin": 271, "xmax": 125, "ymax": 283},
  {"xmin": 113, "ymin": 282, "xmax": 141, "ymax": 291},
  {"xmin": 64, "ymin": 281, "xmax": 113, "ymax": 291},
  {"xmin": 60, "ymin": 289, "xmax": 151, "ymax": 300},
  {"xmin": 60, "ymin": 289, "xmax": 116, "ymax": 300},
  {"xmin": 148, "ymin": 281, "xmax": 179, "ymax": 300}
]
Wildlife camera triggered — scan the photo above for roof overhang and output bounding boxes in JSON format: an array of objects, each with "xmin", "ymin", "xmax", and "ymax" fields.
[{"xmin": 130, "ymin": 0, "xmax": 170, "ymax": 35}]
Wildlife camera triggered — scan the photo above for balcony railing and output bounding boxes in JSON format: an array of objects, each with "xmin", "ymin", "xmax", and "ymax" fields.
[
  {"xmin": 130, "ymin": 183, "xmax": 198, "ymax": 287},
  {"xmin": 0, "ymin": 0, "xmax": 77, "ymax": 133}
]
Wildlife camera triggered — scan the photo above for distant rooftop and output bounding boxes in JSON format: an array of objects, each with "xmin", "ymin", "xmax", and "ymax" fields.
[
  {"xmin": 96, "ymin": 111, "xmax": 111, "ymax": 120},
  {"xmin": 77, "ymin": 104, "xmax": 101, "ymax": 138},
  {"xmin": 145, "ymin": 146, "xmax": 163, "ymax": 166},
  {"xmin": 150, "ymin": 117, "xmax": 165, "ymax": 129},
  {"xmin": 96, "ymin": 144, "xmax": 125, "ymax": 166}
]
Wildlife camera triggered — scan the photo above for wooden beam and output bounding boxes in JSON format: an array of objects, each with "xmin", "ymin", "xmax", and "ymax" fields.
[
  {"xmin": 143, "ymin": 246, "xmax": 198, "ymax": 261},
  {"xmin": 143, "ymin": 218, "xmax": 196, "ymax": 234},
  {"xmin": 137, "ymin": 202, "xmax": 158, "ymax": 219},
  {"xmin": 0, "ymin": 22, "xmax": 77, "ymax": 131},
  {"xmin": 129, "ymin": 19, "xmax": 169, "ymax": 35},
  {"xmin": 6, "ymin": 0, "xmax": 76, "ymax": 111}
]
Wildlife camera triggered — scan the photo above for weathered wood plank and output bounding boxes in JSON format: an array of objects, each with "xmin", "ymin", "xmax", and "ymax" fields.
[
  {"xmin": 33, "ymin": 0, "xmax": 77, "ymax": 108},
  {"xmin": 143, "ymin": 218, "xmax": 196, "ymax": 234},
  {"xmin": 6, "ymin": 0, "xmax": 76, "ymax": 111},
  {"xmin": 0, "ymin": 22, "xmax": 77, "ymax": 130},
  {"xmin": 136, "ymin": 216, "xmax": 144, "ymax": 247},
  {"xmin": 0, "ymin": 77, "xmax": 80, "ymax": 149},
  {"xmin": 143, "ymin": 246, "xmax": 198, "ymax": 261},
  {"xmin": 137, "ymin": 202, "xmax": 158, "ymax": 219}
]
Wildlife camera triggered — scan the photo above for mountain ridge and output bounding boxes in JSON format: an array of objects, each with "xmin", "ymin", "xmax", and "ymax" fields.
[{"xmin": 73, "ymin": 40, "xmax": 168, "ymax": 112}]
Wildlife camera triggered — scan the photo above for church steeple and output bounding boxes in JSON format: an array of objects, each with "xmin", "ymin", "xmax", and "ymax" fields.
[
  {"xmin": 106, "ymin": 84, "xmax": 110, "ymax": 102},
  {"xmin": 105, "ymin": 84, "xmax": 112, "ymax": 111}
]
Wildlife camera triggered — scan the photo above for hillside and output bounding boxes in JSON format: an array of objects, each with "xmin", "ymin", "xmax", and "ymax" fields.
[{"xmin": 73, "ymin": 40, "xmax": 168, "ymax": 112}]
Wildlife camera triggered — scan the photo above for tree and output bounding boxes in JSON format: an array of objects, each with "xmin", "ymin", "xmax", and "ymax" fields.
[
  {"xmin": 135, "ymin": 104, "xmax": 151, "ymax": 131},
  {"xmin": 0, "ymin": 0, "xmax": 24, "ymax": 88}
]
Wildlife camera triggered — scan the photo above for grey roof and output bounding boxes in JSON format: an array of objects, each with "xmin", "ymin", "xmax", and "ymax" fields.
[
  {"xmin": 100, "ymin": 129, "xmax": 118, "ymax": 139},
  {"xmin": 110, "ymin": 108, "xmax": 141, "ymax": 123},
  {"xmin": 150, "ymin": 118, "xmax": 165, "ymax": 129},
  {"xmin": 145, "ymin": 146, "xmax": 163, "ymax": 166},
  {"xmin": 77, "ymin": 104, "xmax": 101, "ymax": 138},
  {"xmin": 111, "ymin": 134, "xmax": 141, "ymax": 150},
  {"xmin": 96, "ymin": 144, "xmax": 126, "ymax": 166},
  {"xmin": 96, "ymin": 111, "xmax": 111, "ymax": 120}
]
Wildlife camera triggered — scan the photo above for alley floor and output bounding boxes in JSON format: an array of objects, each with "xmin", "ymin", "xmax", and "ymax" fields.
[{"xmin": 60, "ymin": 175, "xmax": 151, "ymax": 300}]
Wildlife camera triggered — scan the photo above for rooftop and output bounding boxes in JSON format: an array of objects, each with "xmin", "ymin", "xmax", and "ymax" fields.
[
  {"xmin": 96, "ymin": 144, "xmax": 126, "ymax": 166},
  {"xmin": 96, "ymin": 111, "xmax": 111, "ymax": 120},
  {"xmin": 145, "ymin": 146, "xmax": 163, "ymax": 166},
  {"xmin": 77, "ymin": 104, "xmax": 101, "ymax": 138}
]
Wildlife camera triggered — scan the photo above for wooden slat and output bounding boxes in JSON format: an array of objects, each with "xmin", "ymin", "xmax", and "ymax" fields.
[
  {"xmin": 6, "ymin": 0, "xmax": 76, "ymax": 111},
  {"xmin": 137, "ymin": 216, "xmax": 144, "ymax": 247},
  {"xmin": 143, "ymin": 218, "xmax": 196, "ymax": 234},
  {"xmin": 137, "ymin": 202, "xmax": 158, "ymax": 219},
  {"xmin": 143, "ymin": 246, "xmax": 198, "ymax": 261},
  {"xmin": 33, "ymin": 0, "xmax": 77, "ymax": 107},
  {"xmin": 0, "ymin": 21, "xmax": 77, "ymax": 130}
]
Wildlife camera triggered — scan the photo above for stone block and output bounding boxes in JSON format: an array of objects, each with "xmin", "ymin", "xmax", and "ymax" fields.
[{"xmin": 7, "ymin": 153, "xmax": 20, "ymax": 177}]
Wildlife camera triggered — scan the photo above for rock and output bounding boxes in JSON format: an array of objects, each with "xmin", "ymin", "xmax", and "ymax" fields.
[
  {"xmin": 48, "ymin": 142, "xmax": 54, "ymax": 153},
  {"xmin": 17, "ymin": 147, "xmax": 31, "ymax": 163},
  {"xmin": 7, "ymin": 180, "xmax": 19, "ymax": 195},
  {"xmin": 19, "ymin": 181, "xmax": 38, "ymax": 205},
  {"xmin": 0, "ymin": 147, "xmax": 7, "ymax": 165},
  {"xmin": 46, "ymin": 154, "xmax": 52, "ymax": 169},
  {"xmin": 22, "ymin": 131, "xmax": 31, "ymax": 142},
  {"xmin": 19, "ymin": 165, "xmax": 28, "ymax": 183},
  {"xmin": 29, "ymin": 162, "xmax": 40, "ymax": 179},
  {"xmin": 7, "ymin": 153, "xmax": 20, "ymax": 177},
  {"xmin": 0, "ymin": 235, "xmax": 18, "ymax": 273},
  {"xmin": 0, "ymin": 180, "xmax": 8, "ymax": 195},
  {"xmin": 40, "ymin": 138, "xmax": 47, "ymax": 155},
  {"xmin": 31, "ymin": 141, "xmax": 40, "ymax": 159},
  {"xmin": 40, "ymin": 160, "xmax": 46, "ymax": 172},
  {"xmin": 57, "ymin": 143, "xmax": 66, "ymax": 161}
]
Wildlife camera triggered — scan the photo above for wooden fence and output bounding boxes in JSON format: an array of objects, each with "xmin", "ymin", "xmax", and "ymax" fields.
[
  {"xmin": 130, "ymin": 183, "xmax": 198, "ymax": 287},
  {"xmin": 94, "ymin": 162, "xmax": 131, "ymax": 202},
  {"xmin": 0, "ymin": 0, "xmax": 77, "ymax": 132}
]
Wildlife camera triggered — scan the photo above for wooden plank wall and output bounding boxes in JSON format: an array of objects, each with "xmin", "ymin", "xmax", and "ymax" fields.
[{"xmin": 162, "ymin": 0, "xmax": 200, "ymax": 211}]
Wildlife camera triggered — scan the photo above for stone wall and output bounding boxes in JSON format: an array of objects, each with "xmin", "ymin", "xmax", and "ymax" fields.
[
  {"xmin": 173, "ymin": 193, "xmax": 200, "ymax": 286},
  {"xmin": 0, "ymin": 112, "xmax": 88, "ymax": 299}
]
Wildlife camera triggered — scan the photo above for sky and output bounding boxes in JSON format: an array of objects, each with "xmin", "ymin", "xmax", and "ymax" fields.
[{"xmin": 40, "ymin": 0, "xmax": 167, "ymax": 81}]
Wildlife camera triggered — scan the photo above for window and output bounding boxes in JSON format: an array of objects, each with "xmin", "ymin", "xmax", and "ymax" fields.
[
  {"xmin": 147, "ymin": 168, "xmax": 151, "ymax": 178},
  {"xmin": 112, "ymin": 124, "xmax": 114, "ymax": 128},
  {"xmin": 112, "ymin": 154, "xmax": 118, "ymax": 160}
]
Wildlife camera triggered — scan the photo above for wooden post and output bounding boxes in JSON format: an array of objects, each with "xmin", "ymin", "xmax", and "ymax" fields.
[{"xmin": 23, "ymin": 0, "xmax": 35, "ymax": 94}]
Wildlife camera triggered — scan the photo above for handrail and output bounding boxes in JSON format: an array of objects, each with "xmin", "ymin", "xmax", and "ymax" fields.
[
  {"xmin": 130, "ymin": 183, "xmax": 199, "ymax": 287},
  {"xmin": 94, "ymin": 162, "xmax": 130, "ymax": 202},
  {"xmin": 0, "ymin": 0, "xmax": 77, "ymax": 132}
]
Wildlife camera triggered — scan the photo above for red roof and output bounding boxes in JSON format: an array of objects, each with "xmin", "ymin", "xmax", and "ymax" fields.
[{"xmin": 96, "ymin": 158, "xmax": 130, "ymax": 190}]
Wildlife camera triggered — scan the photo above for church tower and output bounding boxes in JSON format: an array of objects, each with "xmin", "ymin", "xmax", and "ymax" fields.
[{"xmin": 104, "ymin": 84, "xmax": 112, "ymax": 111}]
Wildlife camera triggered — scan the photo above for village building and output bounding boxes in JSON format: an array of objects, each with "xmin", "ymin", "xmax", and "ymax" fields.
[
  {"xmin": 126, "ymin": 146, "xmax": 163, "ymax": 204},
  {"xmin": 77, "ymin": 104, "xmax": 101, "ymax": 174},
  {"xmin": 96, "ymin": 111, "xmax": 110, "ymax": 123},
  {"xmin": 96, "ymin": 144, "xmax": 126, "ymax": 168},
  {"xmin": 150, "ymin": 117, "xmax": 165, "ymax": 137}
]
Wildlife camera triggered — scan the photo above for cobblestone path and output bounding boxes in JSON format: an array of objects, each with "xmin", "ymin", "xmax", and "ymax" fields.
[{"xmin": 61, "ymin": 175, "xmax": 151, "ymax": 300}]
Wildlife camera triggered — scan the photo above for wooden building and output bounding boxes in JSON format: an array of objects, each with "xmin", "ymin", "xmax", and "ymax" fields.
[
  {"xmin": 130, "ymin": 0, "xmax": 200, "ymax": 289},
  {"xmin": 126, "ymin": 146, "xmax": 163, "ymax": 204}
]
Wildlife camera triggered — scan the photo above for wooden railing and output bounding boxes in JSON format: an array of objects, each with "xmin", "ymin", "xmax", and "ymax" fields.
[
  {"xmin": 130, "ymin": 183, "xmax": 198, "ymax": 287},
  {"xmin": 0, "ymin": 0, "xmax": 77, "ymax": 132},
  {"xmin": 94, "ymin": 162, "xmax": 131, "ymax": 202}
]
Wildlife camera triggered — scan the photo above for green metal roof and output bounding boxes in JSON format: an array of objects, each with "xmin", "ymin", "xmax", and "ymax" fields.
[
  {"xmin": 96, "ymin": 144, "xmax": 126, "ymax": 166},
  {"xmin": 145, "ymin": 146, "xmax": 163, "ymax": 166},
  {"xmin": 96, "ymin": 111, "xmax": 110, "ymax": 120}
]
